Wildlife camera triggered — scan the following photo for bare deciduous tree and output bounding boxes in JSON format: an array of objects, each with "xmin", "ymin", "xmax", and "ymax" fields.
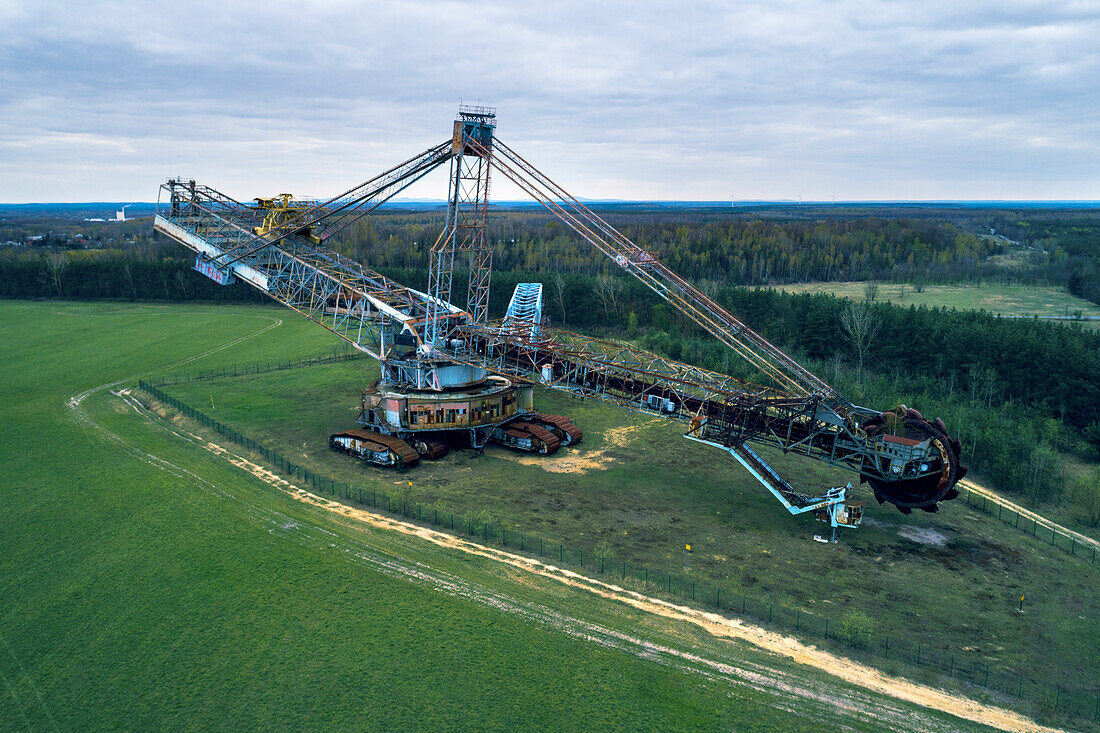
[
  {"xmin": 553, "ymin": 273, "xmax": 567, "ymax": 325},
  {"xmin": 863, "ymin": 281, "xmax": 879, "ymax": 302},
  {"xmin": 841, "ymin": 301, "xmax": 881, "ymax": 382},
  {"xmin": 967, "ymin": 364, "xmax": 1001, "ymax": 408},
  {"xmin": 47, "ymin": 252, "xmax": 68, "ymax": 297},
  {"xmin": 595, "ymin": 274, "xmax": 622, "ymax": 321}
]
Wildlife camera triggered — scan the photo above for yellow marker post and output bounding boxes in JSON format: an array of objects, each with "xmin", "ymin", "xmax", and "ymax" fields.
[{"xmin": 685, "ymin": 544, "xmax": 692, "ymax": 570}]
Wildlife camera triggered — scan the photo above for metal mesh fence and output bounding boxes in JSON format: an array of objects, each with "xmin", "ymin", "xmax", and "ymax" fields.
[
  {"xmin": 149, "ymin": 349, "xmax": 363, "ymax": 387},
  {"xmin": 135, "ymin": 379, "xmax": 1098, "ymax": 724},
  {"xmin": 961, "ymin": 487, "xmax": 1097, "ymax": 563}
]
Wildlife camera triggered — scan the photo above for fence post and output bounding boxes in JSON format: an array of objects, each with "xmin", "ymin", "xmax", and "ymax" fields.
[
  {"xmin": 824, "ymin": 618, "xmax": 828, "ymax": 638},
  {"xmin": 917, "ymin": 644, "xmax": 921, "ymax": 665},
  {"xmin": 884, "ymin": 636, "xmax": 889, "ymax": 658},
  {"xmin": 716, "ymin": 588, "xmax": 720, "ymax": 608},
  {"xmin": 622, "ymin": 562, "xmax": 626, "ymax": 580},
  {"xmin": 768, "ymin": 604, "xmax": 772, "ymax": 623}
]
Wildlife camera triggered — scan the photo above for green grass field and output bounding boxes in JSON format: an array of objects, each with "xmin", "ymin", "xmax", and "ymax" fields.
[
  {"xmin": 762, "ymin": 281, "xmax": 1100, "ymax": 321},
  {"xmin": 3, "ymin": 301, "xmax": 1094, "ymax": 730},
  {"xmin": 151, "ymin": 313, "xmax": 1099, "ymax": 703},
  {"xmin": 5, "ymin": 300, "xmax": 1030, "ymax": 732}
]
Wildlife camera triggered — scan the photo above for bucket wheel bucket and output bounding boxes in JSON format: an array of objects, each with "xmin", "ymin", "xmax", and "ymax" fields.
[{"xmin": 860, "ymin": 408, "xmax": 967, "ymax": 514}]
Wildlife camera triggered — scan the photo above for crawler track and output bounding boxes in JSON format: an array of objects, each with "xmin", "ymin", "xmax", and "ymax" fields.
[
  {"xmin": 331, "ymin": 429, "xmax": 420, "ymax": 467},
  {"xmin": 507, "ymin": 421, "xmax": 562, "ymax": 454},
  {"xmin": 529, "ymin": 412, "xmax": 583, "ymax": 445}
]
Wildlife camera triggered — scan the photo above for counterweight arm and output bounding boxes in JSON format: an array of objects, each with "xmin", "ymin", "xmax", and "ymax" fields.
[{"xmin": 210, "ymin": 140, "xmax": 454, "ymax": 268}]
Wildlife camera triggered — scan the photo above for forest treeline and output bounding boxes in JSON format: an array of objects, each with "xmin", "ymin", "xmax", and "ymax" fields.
[
  {"xmin": 3, "ymin": 206, "xmax": 1099, "ymax": 516},
  {"xmin": 1014, "ymin": 217, "xmax": 1100, "ymax": 305},
  {"xmin": 327, "ymin": 212, "xmax": 1007, "ymax": 285},
  {"xmin": 5, "ymin": 252, "xmax": 1098, "ymax": 434}
]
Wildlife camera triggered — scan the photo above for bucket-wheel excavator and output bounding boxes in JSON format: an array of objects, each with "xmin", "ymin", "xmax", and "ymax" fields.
[{"xmin": 153, "ymin": 106, "xmax": 966, "ymax": 538}]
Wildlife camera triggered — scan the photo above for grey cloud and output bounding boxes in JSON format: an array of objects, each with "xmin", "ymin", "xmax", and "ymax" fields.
[{"xmin": 0, "ymin": 0, "xmax": 1097, "ymax": 201}]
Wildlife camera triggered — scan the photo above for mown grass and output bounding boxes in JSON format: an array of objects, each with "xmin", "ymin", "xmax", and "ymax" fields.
[
  {"xmin": 3, "ymin": 300, "xmax": 944, "ymax": 731},
  {"xmin": 762, "ymin": 281, "xmax": 1100, "ymax": 321},
  {"xmin": 164, "ymin": 345, "xmax": 1099, "ymax": 702}
]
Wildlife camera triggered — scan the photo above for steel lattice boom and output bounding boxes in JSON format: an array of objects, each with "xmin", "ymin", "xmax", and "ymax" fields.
[{"xmin": 153, "ymin": 107, "xmax": 967, "ymax": 533}]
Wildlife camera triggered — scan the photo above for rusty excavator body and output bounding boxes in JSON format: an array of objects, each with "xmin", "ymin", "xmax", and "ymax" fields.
[{"xmin": 153, "ymin": 107, "xmax": 966, "ymax": 540}]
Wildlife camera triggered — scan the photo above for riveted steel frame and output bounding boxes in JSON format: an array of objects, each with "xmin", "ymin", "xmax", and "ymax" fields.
[
  {"xmin": 447, "ymin": 321, "xmax": 937, "ymax": 488},
  {"xmin": 155, "ymin": 181, "xmax": 458, "ymax": 362},
  {"xmin": 466, "ymin": 137, "xmax": 832, "ymax": 398},
  {"xmin": 426, "ymin": 116, "xmax": 494, "ymax": 348},
  {"xmin": 209, "ymin": 141, "xmax": 453, "ymax": 268}
]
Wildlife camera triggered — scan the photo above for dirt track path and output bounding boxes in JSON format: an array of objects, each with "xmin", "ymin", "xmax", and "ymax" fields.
[
  {"xmin": 112, "ymin": 389, "xmax": 1063, "ymax": 733},
  {"xmin": 960, "ymin": 479, "xmax": 1100, "ymax": 553}
]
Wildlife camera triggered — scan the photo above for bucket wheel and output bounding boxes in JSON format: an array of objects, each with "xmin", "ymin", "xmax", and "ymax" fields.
[{"xmin": 860, "ymin": 408, "xmax": 967, "ymax": 514}]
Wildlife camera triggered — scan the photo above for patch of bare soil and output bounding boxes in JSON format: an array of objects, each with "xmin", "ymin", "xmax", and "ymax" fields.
[
  {"xmin": 897, "ymin": 526, "xmax": 949, "ymax": 547},
  {"xmin": 493, "ymin": 419, "xmax": 663, "ymax": 474}
]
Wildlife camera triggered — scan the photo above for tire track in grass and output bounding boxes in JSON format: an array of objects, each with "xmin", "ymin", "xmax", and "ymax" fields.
[
  {"xmin": 0, "ymin": 632, "xmax": 61, "ymax": 733},
  {"xmin": 66, "ymin": 316, "xmax": 283, "ymax": 411},
  {"xmin": 108, "ymin": 390, "xmax": 956, "ymax": 732},
  {"xmin": 116, "ymin": 389, "xmax": 1061, "ymax": 733},
  {"xmin": 1, "ymin": 318, "xmax": 285, "ymax": 730}
]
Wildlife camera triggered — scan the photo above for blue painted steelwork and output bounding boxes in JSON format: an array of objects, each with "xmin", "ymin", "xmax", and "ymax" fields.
[{"xmin": 503, "ymin": 283, "xmax": 544, "ymax": 340}]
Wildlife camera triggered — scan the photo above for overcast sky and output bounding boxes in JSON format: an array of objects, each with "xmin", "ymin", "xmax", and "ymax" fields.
[{"xmin": 1, "ymin": 0, "xmax": 1098, "ymax": 202}]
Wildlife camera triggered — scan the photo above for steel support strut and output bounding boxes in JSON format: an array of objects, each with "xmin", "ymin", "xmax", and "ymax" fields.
[{"xmin": 427, "ymin": 107, "xmax": 495, "ymax": 349}]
